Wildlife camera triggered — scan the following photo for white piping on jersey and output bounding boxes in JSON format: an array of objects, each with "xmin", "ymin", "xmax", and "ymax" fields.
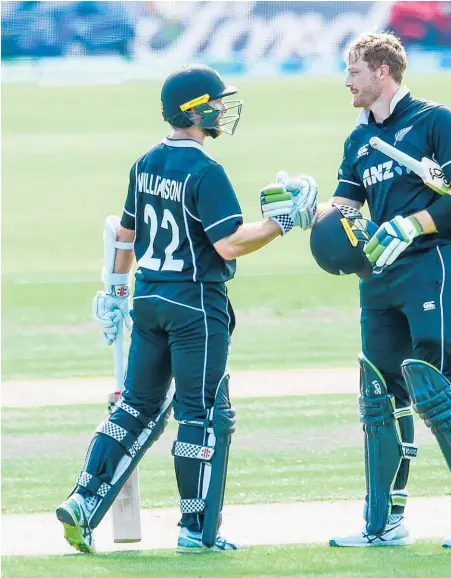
[
  {"xmin": 185, "ymin": 206, "xmax": 201, "ymax": 222},
  {"xmin": 338, "ymin": 179, "xmax": 361, "ymax": 187},
  {"xmin": 436, "ymin": 247, "xmax": 446, "ymax": 373},
  {"xmin": 200, "ymin": 282, "xmax": 208, "ymax": 410},
  {"xmin": 132, "ymin": 151, "xmax": 149, "ymax": 235},
  {"xmin": 133, "ymin": 294, "xmax": 203, "ymax": 312},
  {"xmin": 204, "ymin": 213, "xmax": 243, "ymax": 232},
  {"xmin": 123, "ymin": 208, "xmax": 135, "ymax": 217},
  {"xmin": 181, "ymin": 174, "xmax": 197, "ymax": 281},
  {"xmin": 161, "ymin": 137, "xmax": 214, "ymax": 160},
  {"xmin": 441, "ymin": 160, "xmax": 451, "ymax": 169},
  {"xmin": 355, "ymin": 86, "xmax": 410, "ymax": 126}
]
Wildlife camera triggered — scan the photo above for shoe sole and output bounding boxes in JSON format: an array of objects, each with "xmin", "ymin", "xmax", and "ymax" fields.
[
  {"xmin": 56, "ymin": 507, "xmax": 94, "ymax": 554},
  {"xmin": 329, "ymin": 536, "xmax": 414, "ymax": 548},
  {"xmin": 176, "ymin": 545, "xmax": 215, "ymax": 554},
  {"xmin": 177, "ymin": 543, "xmax": 243, "ymax": 553}
]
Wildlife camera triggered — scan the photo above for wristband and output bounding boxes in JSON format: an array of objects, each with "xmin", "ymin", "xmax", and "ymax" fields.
[{"xmin": 271, "ymin": 215, "xmax": 294, "ymax": 236}]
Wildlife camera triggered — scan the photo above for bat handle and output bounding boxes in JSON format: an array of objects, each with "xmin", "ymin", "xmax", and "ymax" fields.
[{"xmin": 113, "ymin": 318, "xmax": 125, "ymax": 393}]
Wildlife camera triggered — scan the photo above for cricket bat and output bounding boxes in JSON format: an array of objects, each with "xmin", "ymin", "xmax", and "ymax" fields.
[
  {"xmin": 369, "ymin": 136, "xmax": 451, "ymax": 196},
  {"xmin": 108, "ymin": 320, "xmax": 142, "ymax": 543}
]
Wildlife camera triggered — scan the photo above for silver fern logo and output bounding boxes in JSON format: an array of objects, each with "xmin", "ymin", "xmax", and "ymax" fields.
[{"xmin": 394, "ymin": 126, "xmax": 413, "ymax": 146}]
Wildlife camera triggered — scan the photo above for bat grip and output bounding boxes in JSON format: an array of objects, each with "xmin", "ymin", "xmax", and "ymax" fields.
[{"xmin": 113, "ymin": 319, "xmax": 125, "ymax": 393}]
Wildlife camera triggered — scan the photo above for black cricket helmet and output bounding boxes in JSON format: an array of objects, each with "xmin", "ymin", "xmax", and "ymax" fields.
[
  {"xmin": 161, "ymin": 64, "xmax": 242, "ymax": 138},
  {"xmin": 309, "ymin": 204, "xmax": 378, "ymax": 280}
]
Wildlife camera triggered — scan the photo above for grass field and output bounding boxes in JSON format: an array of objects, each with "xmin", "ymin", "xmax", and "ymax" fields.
[
  {"xmin": 3, "ymin": 543, "xmax": 450, "ymax": 578},
  {"xmin": 3, "ymin": 73, "xmax": 451, "ymax": 380},
  {"xmin": 3, "ymin": 73, "xmax": 451, "ymax": 577}
]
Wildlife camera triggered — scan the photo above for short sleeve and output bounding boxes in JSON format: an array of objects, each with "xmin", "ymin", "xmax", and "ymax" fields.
[
  {"xmin": 196, "ymin": 164, "xmax": 243, "ymax": 244},
  {"xmin": 333, "ymin": 138, "xmax": 366, "ymax": 204},
  {"xmin": 120, "ymin": 164, "xmax": 137, "ymax": 230},
  {"xmin": 430, "ymin": 105, "xmax": 451, "ymax": 182}
]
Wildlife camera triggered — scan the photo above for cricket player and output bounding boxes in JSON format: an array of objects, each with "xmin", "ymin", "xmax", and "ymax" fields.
[
  {"xmin": 301, "ymin": 32, "xmax": 451, "ymax": 548},
  {"xmin": 55, "ymin": 63, "xmax": 316, "ymax": 553}
]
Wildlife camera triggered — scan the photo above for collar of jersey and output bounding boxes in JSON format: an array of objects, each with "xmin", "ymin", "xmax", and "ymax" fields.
[
  {"xmin": 355, "ymin": 86, "xmax": 410, "ymax": 126},
  {"xmin": 161, "ymin": 137, "xmax": 214, "ymax": 159}
]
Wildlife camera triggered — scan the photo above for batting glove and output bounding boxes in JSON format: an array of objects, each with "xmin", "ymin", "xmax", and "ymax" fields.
[
  {"xmin": 364, "ymin": 215, "xmax": 423, "ymax": 268},
  {"xmin": 92, "ymin": 288, "xmax": 132, "ymax": 346},
  {"xmin": 285, "ymin": 174, "xmax": 319, "ymax": 230},
  {"xmin": 260, "ymin": 181, "xmax": 295, "ymax": 235}
]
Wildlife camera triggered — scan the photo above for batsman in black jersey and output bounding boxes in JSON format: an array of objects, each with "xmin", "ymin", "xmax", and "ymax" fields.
[
  {"xmin": 56, "ymin": 63, "xmax": 318, "ymax": 553},
  {"xmin": 308, "ymin": 33, "xmax": 451, "ymax": 549}
]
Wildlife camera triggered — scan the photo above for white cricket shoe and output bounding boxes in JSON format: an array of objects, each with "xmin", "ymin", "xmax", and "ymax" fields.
[
  {"xmin": 177, "ymin": 527, "xmax": 248, "ymax": 553},
  {"xmin": 443, "ymin": 537, "xmax": 451, "ymax": 549},
  {"xmin": 329, "ymin": 514, "xmax": 413, "ymax": 547},
  {"xmin": 56, "ymin": 493, "xmax": 96, "ymax": 553}
]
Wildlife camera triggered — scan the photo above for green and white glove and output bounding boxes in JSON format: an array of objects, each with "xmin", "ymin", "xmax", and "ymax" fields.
[
  {"xmin": 364, "ymin": 215, "xmax": 424, "ymax": 268},
  {"xmin": 278, "ymin": 172, "xmax": 319, "ymax": 230},
  {"xmin": 260, "ymin": 181, "xmax": 295, "ymax": 235}
]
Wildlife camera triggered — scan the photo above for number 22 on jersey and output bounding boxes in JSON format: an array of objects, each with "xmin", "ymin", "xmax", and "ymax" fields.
[{"xmin": 138, "ymin": 204, "xmax": 184, "ymax": 272}]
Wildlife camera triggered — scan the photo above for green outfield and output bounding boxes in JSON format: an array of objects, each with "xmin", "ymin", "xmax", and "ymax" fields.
[
  {"xmin": 3, "ymin": 543, "xmax": 450, "ymax": 578},
  {"xmin": 3, "ymin": 73, "xmax": 451, "ymax": 380}
]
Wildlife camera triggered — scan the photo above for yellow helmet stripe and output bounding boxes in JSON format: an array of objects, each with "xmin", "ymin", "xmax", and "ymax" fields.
[
  {"xmin": 180, "ymin": 94, "xmax": 210, "ymax": 112},
  {"xmin": 340, "ymin": 218, "xmax": 358, "ymax": 247}
]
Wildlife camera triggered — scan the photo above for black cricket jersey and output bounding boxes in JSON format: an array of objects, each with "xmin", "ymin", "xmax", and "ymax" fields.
[
  {"xmin": 334, "ymin": 88, "xmax": 451, "ymax": 253},
  {"xmin": 121, "ymin": 138, "xmax": 243, "ymax": 283}
]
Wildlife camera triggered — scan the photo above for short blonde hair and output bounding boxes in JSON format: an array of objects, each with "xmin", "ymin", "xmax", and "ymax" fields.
[{"xmin": 347, "ymin": 33, "xmax": 407, "ymax": 84}]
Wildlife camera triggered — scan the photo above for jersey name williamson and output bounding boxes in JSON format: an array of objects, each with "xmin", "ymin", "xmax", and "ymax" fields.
[{"xmin": 137, "ymin": 173, "xmax": 183, "ymax": 203}]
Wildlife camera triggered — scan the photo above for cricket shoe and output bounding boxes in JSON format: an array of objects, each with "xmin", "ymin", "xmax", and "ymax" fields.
[
  {"xmin": 443, "ymin": 537, "xmax": 451, "ymax": 549},
  {"xmin": 329, "ymin": 514, "xmax": 413, "ymax": 547},
  {"xmin": 56, "ymin": 493, "xmax": 96, "ymax": 553},
  {"xmin": 177, "ymin": 527, "xmax": 248, "ymax": 553}
]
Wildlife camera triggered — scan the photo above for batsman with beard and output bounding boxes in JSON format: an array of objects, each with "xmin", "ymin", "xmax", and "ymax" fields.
[
  {"xmin": 294, "ymin": 32, "xmax": 451, "ymax": 548},
  {"xmin": 330, "ymin": 32, "xmax": 451, "ymax": 548}
]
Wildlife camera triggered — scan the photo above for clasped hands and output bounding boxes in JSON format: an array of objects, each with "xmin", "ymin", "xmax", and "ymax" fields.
[{"xmin": 260, "ymin": 171, "xmax": 318, "ymax": 235}]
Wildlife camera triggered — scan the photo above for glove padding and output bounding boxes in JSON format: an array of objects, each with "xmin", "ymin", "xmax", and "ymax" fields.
[
  {"xmin": 364, "ymin": 215, "xmax": 423, "ymax": 268},
  {"xmin": 92, "ymin": 290, "xmax": 132, "ymax": 346},
  {"xmin": 282, "ymin": 173, "xmax": 319, "ymax": 230},
  {"xmin": 261, "ymin": 172, "xmax": 318, "ymax": 232},
  {"xmin": 260, "ymin": 181, "xmax": 294, "ymax": 235}
]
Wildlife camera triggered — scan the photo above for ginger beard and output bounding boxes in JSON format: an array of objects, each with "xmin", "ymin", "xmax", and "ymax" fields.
[
  {"xmin": 346, "ymin": 57, "xmax": 384, "ymax": 109},
  {"xmin": 351, "ymin": 76, "xmax": 383, "ymax": 108}
]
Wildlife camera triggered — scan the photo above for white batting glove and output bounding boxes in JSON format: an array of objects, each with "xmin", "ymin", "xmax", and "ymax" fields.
[
  {"xmin": 92, "ymin": 289, "xmax": 132, "ymax": 345},
  {"xmin": 260, "ymin": 180, "xmax": 295, "ymax": 235},
  {"xmin": 280, "ymin": 173, "xmax": 319, "ymax": 230}
]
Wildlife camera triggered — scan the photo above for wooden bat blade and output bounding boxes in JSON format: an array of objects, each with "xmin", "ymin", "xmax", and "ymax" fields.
[
  {"xmin": 112, "ymin": 468, "xmax": 142, "ymax": 543},
  {"xmin": 108, "ymin": 320, "xmax": 143, "ymax": 543}
]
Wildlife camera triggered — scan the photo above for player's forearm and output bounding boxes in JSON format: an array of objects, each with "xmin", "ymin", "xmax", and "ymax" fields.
[
  {"xmin": 411, "ymin": 210, "xmax": 437, "ymax": 235},
  {"xmin": 216, "ymin": 220, "xmax": 282, "ymax": 260},
  {"xmin": 114, "ymin": 226, "xmax": 135, "ymax": 273}
]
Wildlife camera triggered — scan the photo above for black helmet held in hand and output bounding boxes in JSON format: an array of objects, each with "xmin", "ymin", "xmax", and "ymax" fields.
[
  {"xmin": 310, "ymin": 204, "xmax": 378, "ymax": 280},
  {"xmin": 161, "ymin": 64, "xmax": 243, "ymax": 139}
]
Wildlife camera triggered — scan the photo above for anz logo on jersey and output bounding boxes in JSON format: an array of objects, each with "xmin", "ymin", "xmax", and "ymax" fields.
[{"xmin": 362, "ymin": 161, "xmax": 411, "ymax": 188}]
